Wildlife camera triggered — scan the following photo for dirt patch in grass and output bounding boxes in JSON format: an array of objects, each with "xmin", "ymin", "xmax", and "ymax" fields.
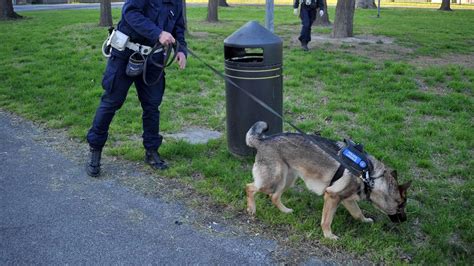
[
  {"xmin": 410, "ymin": 54, "xmax": 474, "ymax": 68},
  {"xmin": 287, "ymin": 31, "xmax": 474, "ymax": 68},
  {"xmin": 189, "ymin": 31, "xmax": 210, "ymax": 39},
  {"xmin": 311, "ymin": 34, "xmax": 396, "ymax": 45},
  {"xmin": 414, "ymin": 78, "xmax": 430, "ymax": 91},
  {"xmin": 288, "ymin": 33, "xmax": 415, "ymax": 62}
]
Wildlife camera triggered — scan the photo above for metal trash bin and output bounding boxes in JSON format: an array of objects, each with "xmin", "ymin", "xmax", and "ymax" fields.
[{"xmin": 224, "ymin": 21, "xmax": 283, "ymax": 156}]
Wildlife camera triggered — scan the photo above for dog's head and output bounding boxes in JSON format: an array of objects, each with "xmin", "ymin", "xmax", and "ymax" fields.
[{"xmin": 368, "ymin": 159, "xmax": 411, "ymax": 223}]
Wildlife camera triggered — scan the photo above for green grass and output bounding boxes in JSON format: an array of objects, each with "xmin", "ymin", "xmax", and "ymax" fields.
[{"xmin": 1, "ymin": 6, "xmax": 473, "ymax": 264}]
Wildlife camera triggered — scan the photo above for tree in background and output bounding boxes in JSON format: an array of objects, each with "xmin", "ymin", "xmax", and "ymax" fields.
[
  {"xmin": 99, "ymin": 0, "xmax": 113, "ymax": 27},
  {"xmin": 0, "ymin": 0, "xmax": 22, "ymax": 20},
  {"xmin": 439, "ymin": 0, "xmax": 452, "ymax": 11},
  {"xmin": 356, "ymin": 0, "xmax": 376, "ymax": 9},
  {"xmin": 207, "ymin": 0, "xmax": 218, "ymax": 22},
  {"xmin": 182, "ymin": 0, "xmax": 188, "ymax": 33},
  {"xmin": 314, "ymin": 0, "xmax": 331, "ymax": 26},
  {"xmin": 219, "ymin": 0, "xmax": 229, "ymax": 7},
  {"xmin": 332, "ymin": 0, "xmax": 355, "ymax": 38}
]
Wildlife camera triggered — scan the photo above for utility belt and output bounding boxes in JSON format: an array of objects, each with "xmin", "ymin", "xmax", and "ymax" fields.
[
  {"xmin": 102, "ymin": 28, "xmax": 163, "ymax": 57},
  {"xmin": 301, "ymin": 0, "xmax": 318, "ymax": 9},
  {"xmin": 101, "ymin": 27, "xmax": 177, "ymax": 86}
]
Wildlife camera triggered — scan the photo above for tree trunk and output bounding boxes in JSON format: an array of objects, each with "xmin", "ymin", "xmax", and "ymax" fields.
[
  {"xmin": 99, "ymin": 0, "xmax": 113, "ymax": 27},
  {"xmin": 356, "ymin": 0, "xmax": 376, "ymax": 9},
  {"xmin": 0, "ymin": 0, "xmax": 22, "ymax": 20},
  {"xmin": 182, "ymin": 0, "xmax": 188, "ymax": 33},
  {"xmin": 314, "ymin": 0, "xmax": 331, "ymax": 27},
  {"xmin": 219, "ymin": 0, "xmax": 229, "ymax": 7},
  {"xmin": 439, "ymin": 0, "xmax": 452, "ymax": 11},
  {"xmin": 207, "ymin": 0, "xmax": 218, "ymax": 22},
  {"xmin": 332, "ymin": 0, "xmax": 356, "ymax": 38}
]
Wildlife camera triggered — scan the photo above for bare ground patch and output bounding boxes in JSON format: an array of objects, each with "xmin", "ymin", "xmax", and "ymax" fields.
[
  {"xmin": 286, "ymin": 32, "xmax": 415, "ymax": 62},
  {"xmin": 189, "ymin": 31, "xmax": 210, "ymax": 39},
  {"xmin": 282, "ymin": 27, "xmax": 474, "ymax": 68},
  {"xmin": 410, "ymin": 54, "xmax": 474, "ymax": 68}
]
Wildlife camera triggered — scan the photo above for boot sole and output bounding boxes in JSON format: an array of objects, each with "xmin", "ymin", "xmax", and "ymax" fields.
[
  {"xmin": 144, "ymin": 160, "xmax": 168, "ymax": 170},
  {"xmin": 86, "ymin": 166, "xmax": 101, "ymax": 177}
]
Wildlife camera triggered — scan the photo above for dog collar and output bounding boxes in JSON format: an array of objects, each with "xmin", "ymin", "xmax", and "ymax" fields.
[
  {"xmin": 331, "ymin": 165, "xmax": 378, "ymax": 202},
  {"xmin": 356, "ymin": 178, "xmax": 372, "ymax": 202},
  {"xmin": 360, "ymin": 171, "xmax": 374, "ymax": 201}
]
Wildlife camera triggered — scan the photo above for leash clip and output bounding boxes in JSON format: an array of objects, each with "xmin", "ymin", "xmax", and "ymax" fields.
[{"xmin": 360, "ymin": 171, "xmax": 374, "ymax": 188}]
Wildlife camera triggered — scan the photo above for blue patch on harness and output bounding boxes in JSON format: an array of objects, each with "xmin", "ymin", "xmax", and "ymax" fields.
[
  {"xmin": 343, "ymin": 148, "xmax": 368, "ymax": 169},
  {"xmin": 343, "ymin": 149, "xmax": 360, "ymax": 163}
]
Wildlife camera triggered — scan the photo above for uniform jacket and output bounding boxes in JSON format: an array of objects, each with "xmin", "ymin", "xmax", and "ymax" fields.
[
  {"xmin": 114, "ymin": 0, "xmax": 187, "ymax": 58},
  {"xmin": 293, "ymin": 0, "xmax": 324, "ymax": 9}
]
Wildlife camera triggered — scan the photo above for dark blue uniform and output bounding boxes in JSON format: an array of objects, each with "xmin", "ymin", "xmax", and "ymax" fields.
[
  {"xmin": 87, "ymin": 0, "xmax": 187, "ymax": 152},
  {"xmin": 294, "ymin": 0, "xmax": 324, "ymax": 45}
]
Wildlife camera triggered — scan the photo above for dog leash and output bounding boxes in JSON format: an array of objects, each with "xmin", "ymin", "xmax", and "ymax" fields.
[
  {"xmin": 182, "ymin": 45, "xmax": 371, "ymax": 180},
  {"xmin": 143, "ymin": 42, "xmax": 179, "ymax": 86}
]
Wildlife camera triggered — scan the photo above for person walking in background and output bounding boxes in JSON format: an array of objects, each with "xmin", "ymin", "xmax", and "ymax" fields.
[
  {"xmin": 86, "ymin": 0, "xmax": 187, "ymax": 177},
  {"xmin": 294, "ymin": 0, "xmax": 324, "ymax": 51}
]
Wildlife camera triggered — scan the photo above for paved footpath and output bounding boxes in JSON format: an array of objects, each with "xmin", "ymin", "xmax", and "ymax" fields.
[{"xmin": 0, "ymin": 111, "xmax": 290, "ymax": 264}]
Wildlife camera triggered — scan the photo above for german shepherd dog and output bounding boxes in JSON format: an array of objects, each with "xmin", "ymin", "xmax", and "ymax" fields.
[{"xmin": 245, "ymin": 121, "xmax": 411, "ymax": 240}]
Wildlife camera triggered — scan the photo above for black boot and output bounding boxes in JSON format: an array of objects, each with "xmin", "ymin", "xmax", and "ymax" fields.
[
  {"xmin": 86, "ymin": 147, "xmax": 102, "ymax": 177},
  {"xmin": 301, "ymin": 42, "xmax": 309, "ymax": 51},
  {"xmin": 145, "ymin": 150, "xmax": 168, "ymax": 170}
]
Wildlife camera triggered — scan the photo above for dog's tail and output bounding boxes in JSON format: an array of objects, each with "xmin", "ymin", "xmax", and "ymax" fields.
[{"xmin": 246, "ymin": 121, "xmax": 268, "ymax": 148}]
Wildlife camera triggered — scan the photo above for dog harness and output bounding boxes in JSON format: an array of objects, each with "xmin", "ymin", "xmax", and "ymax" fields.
[{"xmin": 327, "ymin": 139, "xmax": 375, "ymax": 200}]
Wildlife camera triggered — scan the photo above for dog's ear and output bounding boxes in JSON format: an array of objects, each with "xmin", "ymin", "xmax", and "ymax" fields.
[
  {"xmin": 391, "ymin": 170, "xmax": 398, "ymax": 180},
  {"xmin": 398, "ymin": 181, "xmax": 412, "ymax": 198}
]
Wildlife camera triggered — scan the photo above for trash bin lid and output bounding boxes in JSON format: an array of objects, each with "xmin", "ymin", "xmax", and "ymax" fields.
[
  {"xmin": 224, "ymin": 21, "xmax": 282, "ymax": 48},
  {"xmin": 224, "ymin": 21, "xmax": 282, "ymax": 66}
]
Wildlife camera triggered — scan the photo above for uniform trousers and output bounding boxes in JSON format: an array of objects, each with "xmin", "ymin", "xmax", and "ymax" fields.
[
  {"xmin": 298, "ymin": 6, "xmax": 317, "ymax": 44},
  {"xmin": 87, "ymin": 53, "xmax": 165, "ymax": 151}
]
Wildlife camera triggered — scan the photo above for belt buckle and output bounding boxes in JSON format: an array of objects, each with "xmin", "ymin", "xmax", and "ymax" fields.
[{"xmin": 140, "ymin": 46, "xmax": 150, "ymax": 55}]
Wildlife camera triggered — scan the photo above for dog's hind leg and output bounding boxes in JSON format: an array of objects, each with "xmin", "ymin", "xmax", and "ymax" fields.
[
  {"xmin": 246, "ymin": 161, "xmax": 271, "ymax": 215},
  {"xmin": 246, "ymin": 182, "xmax": 258, "ymax": 215},
  {"xmin": 341, "ymin": 198, "xmax": 373, "ymax": 223},
  {"xmin": 271, "ymin": 169, "xmax": 295, "ymax": 214},
  {"xmin": 271, "ymin": 190, "xmax": 293, "ymax": 214}
]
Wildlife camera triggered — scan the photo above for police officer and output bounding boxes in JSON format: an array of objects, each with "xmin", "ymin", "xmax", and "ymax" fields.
[
  {"xmin": 86, "ymin": 0, "xmax": 187, "ymax": 177},
  {"xmin": 294, "ymin": 0, "xmax": 324, "ymax": 51}
]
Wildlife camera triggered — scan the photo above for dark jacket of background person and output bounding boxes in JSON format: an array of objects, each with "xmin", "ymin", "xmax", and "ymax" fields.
[{"xmin": 293, "ymin": 0, "xmax": 324, "ymax": 10}]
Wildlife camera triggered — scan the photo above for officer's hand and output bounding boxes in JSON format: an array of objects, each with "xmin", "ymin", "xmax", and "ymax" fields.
[
  {"xmin": 176, "ymin": 52, "xmax": 186, "ymax": 70},
  {"xmin": 159, "ymin": 31, "xmax": 175, "ymax": 46},
  {"xmin": 319, "ymin": 9, "xmax": 324, "ymax": 17},
  {"xmin": 293, "ymin": 8, "xmax": 298, "ymax": 16}
]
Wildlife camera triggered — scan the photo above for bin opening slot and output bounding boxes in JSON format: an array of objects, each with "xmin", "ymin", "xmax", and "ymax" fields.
[{"xmin": 226, "ymin": 47, "xmax": 264, "ymax": 63}]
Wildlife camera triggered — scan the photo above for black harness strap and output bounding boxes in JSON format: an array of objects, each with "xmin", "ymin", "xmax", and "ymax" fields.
[
  {"xmin": 330, "ymin": 165, "xmax": 345, "ymax": 186},
  {"xmin": 364, "ymin": 182, "xmax": 372, "ymax": 202}
]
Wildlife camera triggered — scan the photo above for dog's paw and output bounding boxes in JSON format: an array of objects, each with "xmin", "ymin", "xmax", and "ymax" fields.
[
  {"xmin": 362, "ymin": 217, "xmax": 374, "ymax": 223},
  {"xmin": 246, "ymin": 207, "xmax": 256, "ymax": 216},
  {"xmin": 324, "ymin": 233, "xmax": 339, "ymax": 240},
  {"xmin": 281, "ymin": 207, "xmax": 293, "ymax": 214}
]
